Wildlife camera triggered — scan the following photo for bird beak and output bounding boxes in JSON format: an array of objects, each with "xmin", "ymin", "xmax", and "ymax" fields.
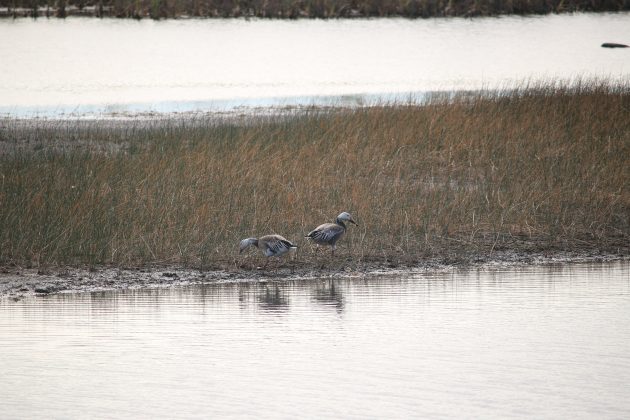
[
  {"xmin": 239, "ymin": 248, "xmax": 244, "ymax": 254},
  {"xmin": 349, "ymin": 219, "xmax": 358, "ymax": 226}
]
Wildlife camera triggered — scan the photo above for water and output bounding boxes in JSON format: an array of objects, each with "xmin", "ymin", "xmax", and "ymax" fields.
[
  {"xmin": 1, "ymin": 262, "xmax": 629, "ymax": 418},
  {"xmin": 1, "ymin": 13, "xmax": 629, "ymax": 117}
]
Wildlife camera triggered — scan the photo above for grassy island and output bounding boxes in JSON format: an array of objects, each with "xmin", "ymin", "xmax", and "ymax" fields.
[{"xmin": 0, "ymin": 82, "xmax": 628, "ymax": 272}]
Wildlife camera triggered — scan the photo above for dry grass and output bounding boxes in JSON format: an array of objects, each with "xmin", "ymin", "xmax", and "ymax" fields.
[
  {"xmin": 0, "ymin": 82, "xmax": 628, "ymax": 269},
  {"xmin": 2, "ymin": 0, "xmax": 629, "ymax": 19}
]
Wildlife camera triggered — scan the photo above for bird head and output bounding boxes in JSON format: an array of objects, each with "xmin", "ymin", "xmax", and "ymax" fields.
[{"xmin": 337, "ymin": 212, "xmax": 358, "ymax": 226}]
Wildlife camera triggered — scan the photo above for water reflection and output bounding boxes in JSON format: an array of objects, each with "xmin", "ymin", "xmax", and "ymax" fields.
[
  {"xmin": 1, "ymin": 262, "xmax": 629, "ymax": 419},
  {"xmin": 311, "ymin": 280, "xmax": 345, "ymax": 313},
  {"xmin": 1, "ymin": 14, "xmax": 629, "ymax": 117},
  {"xmin": 257, "ymin": 284, "xmax": 290, "ymax": 312}
]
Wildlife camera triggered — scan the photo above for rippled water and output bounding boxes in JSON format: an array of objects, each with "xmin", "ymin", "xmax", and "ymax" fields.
[
  {"xmin": 1, "ymin": 262, "xmax": 629, "ymax": 418},
  {"xmin": 1, "ymin": 13, "xmax": 629, "ymax": 117}
]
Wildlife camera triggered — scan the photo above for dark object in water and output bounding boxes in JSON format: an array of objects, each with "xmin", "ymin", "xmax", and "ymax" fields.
[{"xmin": 601, "ymin": 43, "xmax": 628, "ymax": 48}]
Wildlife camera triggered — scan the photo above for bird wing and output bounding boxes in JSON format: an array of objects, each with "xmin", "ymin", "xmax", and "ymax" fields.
[
  {"xmin": 265, "ymin": 234, "xmax": 297, "ymax": 248},
  {"xmin": 260, "ymin": 235, "xmax": 296, "ymax": 256},
  {"xmin": 307, "ymin": 223, "xmax": 344, "ymax": 243}
]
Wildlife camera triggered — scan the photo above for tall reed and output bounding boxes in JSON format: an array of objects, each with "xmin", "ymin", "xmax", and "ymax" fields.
[{"xmin": 0, "ymin": 82, "xmax": 628, "ymax": 268}]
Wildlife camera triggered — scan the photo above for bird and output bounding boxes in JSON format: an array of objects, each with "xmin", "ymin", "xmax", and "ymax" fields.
[
  {"xmin": 305, "ymin": 212, "xmax": 358, "ymax": 256},
  {"xmin": 239, "ymin": 234, "xmax": 298, "ymax": 269}
]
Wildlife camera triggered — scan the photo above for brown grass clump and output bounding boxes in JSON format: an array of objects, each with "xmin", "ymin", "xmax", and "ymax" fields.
[{"xmin": 0, "ymin": 82, "xmax": 628, "ymax": 269}]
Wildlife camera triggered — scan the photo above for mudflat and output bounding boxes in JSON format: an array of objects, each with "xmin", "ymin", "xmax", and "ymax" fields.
[{"xmin": 2, "ymin": 251, "xmax": 627, "ymax": 299}]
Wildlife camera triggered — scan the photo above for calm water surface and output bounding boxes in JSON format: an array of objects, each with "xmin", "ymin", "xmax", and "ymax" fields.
[
  {"xmin": 1, "ymin": 13, "xmax": 629, "ymax": 116},
  {"xmin": 1, "ymin": 262, "xmax": 629, "ymax": 418}
]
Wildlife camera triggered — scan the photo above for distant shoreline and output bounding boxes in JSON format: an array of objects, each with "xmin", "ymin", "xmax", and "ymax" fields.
[{"xmin": 1, "ymin": 1, "xmax": 629, "ymax": 19}]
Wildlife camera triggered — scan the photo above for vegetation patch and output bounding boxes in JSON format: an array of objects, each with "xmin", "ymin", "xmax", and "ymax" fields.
[
  {"xmin": 0, "ymin": 82, "xmax": 628, "ymax": 272},
  {"xmin": 1, "ymin": 0, "xmax": 629, "ymax": 19}
]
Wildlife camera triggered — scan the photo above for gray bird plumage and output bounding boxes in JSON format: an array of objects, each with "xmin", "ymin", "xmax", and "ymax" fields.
[
  {"xmin": 305, "ymin": 212, "xmax": 358, "ymax": 255},
  {"xmin": 239, "ymin": 234, "xmax": 297, "ymax": 268}
]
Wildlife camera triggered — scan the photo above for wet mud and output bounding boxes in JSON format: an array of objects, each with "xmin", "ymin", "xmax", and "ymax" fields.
[{"xmin": 1, "ymin": 250, "xmax": 626, "ymax": 300}]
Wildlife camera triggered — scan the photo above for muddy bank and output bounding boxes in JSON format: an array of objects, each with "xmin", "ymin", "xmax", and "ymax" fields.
[{"xmin": 1, "ymin": 250, "xmax": 627, "ymax": 300}]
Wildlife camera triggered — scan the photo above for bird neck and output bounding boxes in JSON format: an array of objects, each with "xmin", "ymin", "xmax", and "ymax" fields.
[{"xmin": 335, "ymin": 218, "xmax": 347, "ymax": 229}]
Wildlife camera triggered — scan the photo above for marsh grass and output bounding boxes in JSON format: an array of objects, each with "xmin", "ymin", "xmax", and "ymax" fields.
[
  {"xmin": 1, "ymin": 82, "xmax": 628, "ymax": 269},
  {"xmin": 2, "ymin": 0, "xmax": 629, "ymax": 18}
]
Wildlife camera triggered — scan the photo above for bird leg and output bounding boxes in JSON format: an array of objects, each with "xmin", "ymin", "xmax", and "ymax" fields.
[{"xmin": 320, "ymin": 252, "xmax": 327, "ymax": 269}]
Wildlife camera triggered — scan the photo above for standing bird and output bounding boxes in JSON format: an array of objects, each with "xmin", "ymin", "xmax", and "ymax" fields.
[
  {"xmin": 239, "ymin": 234, "xmax": 298, "ymax": 269},
  {"xmin": 305, "ymin": 212, "xmax": 358, "ymax": 256}
]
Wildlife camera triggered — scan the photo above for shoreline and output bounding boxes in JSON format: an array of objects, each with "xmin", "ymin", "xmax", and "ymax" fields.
[
  {"xmin": 1, "ymin": 4, "xmax": 628, "ymax": 19},
  {"xmin": 1, "ymin": 250, "xmax": 628, "ymax": 300}
]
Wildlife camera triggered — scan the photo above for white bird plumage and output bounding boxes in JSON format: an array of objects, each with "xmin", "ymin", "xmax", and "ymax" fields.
[{"xmin": 305, "ymin": 212, "xmax": 358, "ymax": 255}]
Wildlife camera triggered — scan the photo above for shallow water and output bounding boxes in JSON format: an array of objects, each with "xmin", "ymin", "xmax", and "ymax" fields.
[
  {"xmin": 1, "ymin": 13, "xmax": 629, "ymax": 117},
  {"xmin": 1, "ymin": 262, "xmax": 629, "ymax": 418}
]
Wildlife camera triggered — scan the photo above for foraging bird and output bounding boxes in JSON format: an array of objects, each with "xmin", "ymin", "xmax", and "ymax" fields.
[
  {"xmin": 239, "ymin": 234, "xmax": 298, "ymax": 269},
  {"xmin": 305, "ymin": 212, "xmax": 358, "ymax": 255}
]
